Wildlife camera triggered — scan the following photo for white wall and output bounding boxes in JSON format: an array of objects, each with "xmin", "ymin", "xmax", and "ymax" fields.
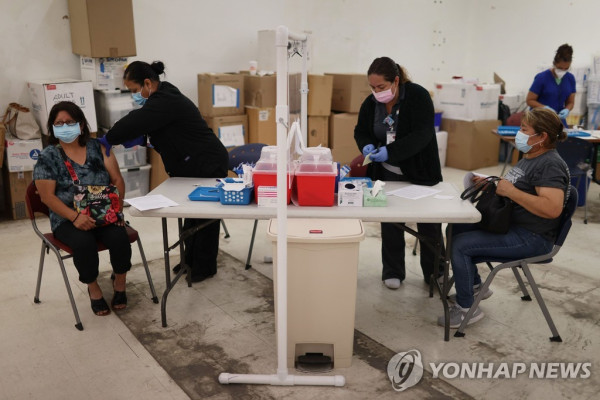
[{"xmin": 2, "ymin": 0, "xmax": 600, "ymax": 114}]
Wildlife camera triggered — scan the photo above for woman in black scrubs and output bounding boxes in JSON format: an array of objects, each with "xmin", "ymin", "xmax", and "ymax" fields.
[{"xmin": 101, "ymin": 61, "xmax": 229, "ymax": 282}]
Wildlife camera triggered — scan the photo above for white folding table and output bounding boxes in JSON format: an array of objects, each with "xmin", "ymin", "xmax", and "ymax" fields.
[{"xmin": 129, "ymin": 177, "xmax": 481, "ymax": 341}]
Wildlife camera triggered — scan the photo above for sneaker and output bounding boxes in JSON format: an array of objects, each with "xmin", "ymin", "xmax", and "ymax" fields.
[
  {"xmin": 383, "ymin": 278, "xmax": 402, "ymax": 290},
  {"xmin": 448, "ymin": 284, "xmax": 493, "ymax": 304},
  {"xmin": 437, "ymin": 304, "xmax": 485, "ymax": 328}
]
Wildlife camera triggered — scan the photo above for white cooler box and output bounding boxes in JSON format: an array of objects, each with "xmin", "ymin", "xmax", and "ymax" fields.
[
  {"xmin": 121, "ymin": 164, "xmax": 151, "ymax": 201},
  {"xmin": 434, "ymin": 82, "xmax": 501, "ymax": 120},
  {"xmin": 94, "ymin": 90, "xmax": 139, "ymax": 128},
  {"xmin": 113, "ymin": 145, "xmax": 147, "ymax": 168}
]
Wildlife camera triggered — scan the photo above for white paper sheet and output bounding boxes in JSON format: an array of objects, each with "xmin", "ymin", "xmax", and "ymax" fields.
[
  {"xmin": 388, "ymin": 185, "xmax": 442, "ymax": 200},
  {"xmin": 212, "ymin": 85, "xmax": 239, "ymax": 107},
  {"xmin": 463, "ymin": 171, "xmax": 488, "ymax": 189},
  {"xmin": 218, "ymin": 125, "xmax": 245, "ymax": 147},
  {"xmin": 124, "ymin": 194, "xmax": 179, "ymax": 211}
]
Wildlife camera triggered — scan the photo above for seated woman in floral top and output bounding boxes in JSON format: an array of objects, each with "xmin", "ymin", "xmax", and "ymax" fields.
[{"xmin": 33, "ymin": 101, "xmax": 131, "ymax": 316}]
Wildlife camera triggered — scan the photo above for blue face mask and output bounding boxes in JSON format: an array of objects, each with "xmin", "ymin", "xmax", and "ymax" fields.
[
  {"xmin": 53, "ymin": 123, "xmax": 81, "ymax": 143},
  {"xmin": 131, "ymin": 84, "xmax": 151, "ymax": 106},
  {"xmin": 515, "ymin": 130, "xmax": 541, "ymax": 153}
]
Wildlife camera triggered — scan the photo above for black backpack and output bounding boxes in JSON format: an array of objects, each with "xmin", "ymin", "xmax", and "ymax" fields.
[{"xmin": 498, "ymin": 100, "xmax": 511, "ymax": 125}]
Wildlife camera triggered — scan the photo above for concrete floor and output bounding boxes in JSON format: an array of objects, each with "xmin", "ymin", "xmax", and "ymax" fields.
[{"xmin": 1, "ymin": 163, "xmax": 599, "ymax": 399}]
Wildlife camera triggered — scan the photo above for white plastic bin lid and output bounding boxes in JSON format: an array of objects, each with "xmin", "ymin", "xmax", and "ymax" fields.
[
  {"xmin": 267, "ymin": 219, "xmax": 364, "ymax": 243},
  {"xmin": 259, "ymin": 145, "xmax": 279, "ymax": 161},
  {"xmin": 299, "ymin": 147, "xmax": 332, "ymax": 163}
]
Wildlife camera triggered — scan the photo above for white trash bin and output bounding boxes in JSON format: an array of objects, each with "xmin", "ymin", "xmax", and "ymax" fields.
[{"xmin": 267, "ymin": 218, "xmax": 365, "ymax": 370}]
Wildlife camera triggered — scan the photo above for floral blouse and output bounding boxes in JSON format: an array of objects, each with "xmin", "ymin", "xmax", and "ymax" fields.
[{"xmin": 33, "ymin": 139, "xmax": 110, "ymax": 231}]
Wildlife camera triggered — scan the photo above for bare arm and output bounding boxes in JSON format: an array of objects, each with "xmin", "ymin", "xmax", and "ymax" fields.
[
  {"xmin": 35, "ymin": 180, "xmax": 96, "ymax": 230},
  {"xmin": 564, "ymin": 93, "xmax": 575, "ymax": 111},
  {"xmin": 526, "ymin": 91, "xmax": 546, "ymax": 109},
  {"xmin": 496, "ymin": 179, "xmax": 564, "ymax": 219}
]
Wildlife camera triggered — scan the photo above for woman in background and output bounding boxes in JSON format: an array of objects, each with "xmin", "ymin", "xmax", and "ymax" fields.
[
  {"xmin": 101, "ymin": 61, "xmax": 229, "ymax": 282},
  {"xmin": 526, "ymin": 44, "xmax": 576, "ymax": 121},
  {"xmin": 354, "ymin": 56, "xmax": 444, "ymax": 290}
]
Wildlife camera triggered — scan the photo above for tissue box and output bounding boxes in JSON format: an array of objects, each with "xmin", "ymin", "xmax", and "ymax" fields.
[
  {"xmin": 338, "ymin": 181, "xmax": 363, "ymax": 206},
  {"xmin": 257, "ymin": 185, "xmax": 278, "ymax": 207},
  {"xmin": 363, "ymin": 189, "xmax": 387, "ymax": 207}
]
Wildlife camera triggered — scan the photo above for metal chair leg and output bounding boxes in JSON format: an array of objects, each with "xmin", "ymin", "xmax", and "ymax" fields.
[
  {"xmin": 54, "ymin": 248, "xmax": 83, "ymax": 331},
  {"xmin": 136, "ymin": 238, "xmax": 159, "ymax": 304},
  {"xmin": 221, "ymin": 220, "xmax": 230, "ymax": 238},
  {"xmin": 511, "ymin": 266, "xmax": 531, "ymax": 301},
  {"xmin": 245, "ymin": 220, "xmax": 258, "ymax": 270},
  {"xmin": 520, "ymin": 264, "xmax": 562, "ymax": 342},
  {"xmin": 412, "ymin": 239, "xmax": 418, "ymax": 256},
  {"xmin": 34, "ymin": 243, "xmax": 46, "ymax": 303}
]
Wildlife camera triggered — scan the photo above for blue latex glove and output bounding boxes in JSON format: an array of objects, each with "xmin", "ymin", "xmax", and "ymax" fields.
[
  {"xmin": 370, "ymin": 146, "xmax": 388, "ymax": 162},
  {"xmin": 558, "ymin": 108, "xmax": 570, "ymax": 119},
  {"xmin": 123, "ymin": 136, "xmax": 146, "ymax": 148},
  {"xmin": 98, "ymin": 135, "xmax": 112, "ymax": 157},
  {"xmin": 543, "ymin": 105, "xmax": 555, "ymax": 112},
  {"xmin": 362, "ymin": 144, "xmax": 376, "ymax": 157}
]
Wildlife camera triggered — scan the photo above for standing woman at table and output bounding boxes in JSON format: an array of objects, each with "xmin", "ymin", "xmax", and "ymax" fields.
[
  {"xmin": 354, "ymin": 56, "xmax": 444, "ymax": 289},
  {"xmin": 101, "ymin": 61, "xmax": 229, "ymax": 282},
  {"xmin": 526, "ymin": 44, "xmax": 576, "ymax": 121}
]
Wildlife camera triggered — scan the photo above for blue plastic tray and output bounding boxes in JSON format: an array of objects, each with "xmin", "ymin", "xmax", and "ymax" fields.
[
  {"xmin": 567, "ymin": 131, "xmax": 591, "ymax": 137},
  {"xmin": 188, "ymin": 186, "xmax": 220, "ymax": 201},
  {"xmin": 497, "ymin": 126, "xmax": 520, "ymax": 136}
]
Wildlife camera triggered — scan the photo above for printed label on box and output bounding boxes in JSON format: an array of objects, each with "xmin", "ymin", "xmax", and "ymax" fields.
[
  {"xmin": 257, "ymin": 185, "xmax": 278, "ymax": 207},
  {"xmin": 212, "ymin": 85, "xmax": 240, "ymax": 107},
  {"xmin": 259, "ymin": 110, "xmax": 270, "ymax": 121}
]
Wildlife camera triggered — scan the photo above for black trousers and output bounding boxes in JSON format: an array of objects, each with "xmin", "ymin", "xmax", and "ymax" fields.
[
  {"xmin": 377, "ymin": 166, "xmax": 445, "ymax": 283},
  {"xmin": 54, "ymin": 222, "xmax": 132, "ymax": 284},
  {"xmin": 182, "ymin": 218, "xmax": 220, "ymax": 278}
]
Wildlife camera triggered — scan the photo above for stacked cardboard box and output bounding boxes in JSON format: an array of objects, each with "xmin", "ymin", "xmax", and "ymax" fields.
[
  {"xmin": 442, "ymin": 119, "xmax": 501, "ymax": 170},
  {"xmin": 329, "ymin": 113, "xmax": 360, "ymax": 166},
  {"xmin": 205, "ymin": 114, "xmax": 248, "ymax": 149}
]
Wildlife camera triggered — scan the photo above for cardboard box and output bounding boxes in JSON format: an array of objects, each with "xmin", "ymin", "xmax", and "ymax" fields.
[
  {"xmin": 67, "ymin": 0, "xmax": 136, "ymax": 57},
  {"xmin": 28, "ymin": 79, "xmax": 97, "ymax": 135},
  {"xmin": 246, "ymin": 106, "xmax": 276, "ymax": 145},
  {"xmin": 3, "ymin": 169, "xmax": 33, "ymax": 220},
  {"xmin": 80, "ymin": 56, "xmax": 128, "ymax": 91},
  {"xmin": 4, "ymin": 133, "xmax": 42, "ymax": 172},
  {"xmin": 307, "ymin": 116, "xmax": 328, "ymax": 147},
  {"xmin": 433, "ymin": 82, "xmax": 501, "ymax": 121},
  {"xmin": 198, "ymin": 73, "xmax": 244, "ymax": 118},
  {"xmin": 331, "ymin": 145, "xmax": 360, "ymax": 166},
  {"xmin": 205, "ymin": 114, "xmax": 248, "ymax": 149},
  {"xmin": 328, "ymin": 112, "xmax": 358, "ymax": 149},
  {"xmin": 0, "ymin": 124, "xmax": 5, "ymax": 167},
  {"xmin": 442, "ymin": 119, "xmax": 501, "ymax": 170},
  {"xmin": 148, "ymin": 148, "xmax": 169, "ymax": 190},
  {"xmin": 308, "ymin": 75, "xmax": 334, "ymax": 116},
  {"xmin": 244, "ymin": 74, "xmax": 276, "ymax": 108},
  {"xmin": 326, "ymin": 73, "xmax": 371, "ymax": 113}
]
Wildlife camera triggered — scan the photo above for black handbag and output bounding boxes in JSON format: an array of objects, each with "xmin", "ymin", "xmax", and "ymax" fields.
[{"xmin": 460, "ymin": 176, "xmax": 513, "ymax": 234}]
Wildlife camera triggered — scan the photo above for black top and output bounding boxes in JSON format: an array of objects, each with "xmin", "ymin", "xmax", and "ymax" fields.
[
  {"xmin": 354, "ymin": 82, "xmax": 442, "ymax": 186},
  {"xmin": 106, "ymin": 81, "xmax": 229, "ymax": 178}
]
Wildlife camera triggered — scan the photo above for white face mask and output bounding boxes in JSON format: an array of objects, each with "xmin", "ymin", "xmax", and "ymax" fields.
[{"xmin": 555, "ymin": 68, "xmax": 568, "ymax": 79}]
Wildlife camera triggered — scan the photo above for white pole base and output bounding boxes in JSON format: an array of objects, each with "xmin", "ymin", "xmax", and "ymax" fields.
[{"xmin": 218, "ymin": 372, "xmax": 345, "ymax": 387}]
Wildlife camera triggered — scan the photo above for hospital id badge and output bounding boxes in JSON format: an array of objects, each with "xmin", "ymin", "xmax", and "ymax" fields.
[{"xmin": 386, "ymin": 130, "xmax": 396, "ymax": 144}]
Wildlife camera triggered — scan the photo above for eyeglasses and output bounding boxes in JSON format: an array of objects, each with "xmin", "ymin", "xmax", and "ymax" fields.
[{"xmin": 53, "ymin": 121, "xmax": 78, "ymax": 127}]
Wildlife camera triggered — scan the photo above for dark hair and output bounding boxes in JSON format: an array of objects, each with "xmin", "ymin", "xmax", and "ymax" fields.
[
  {"xmin": 553, "ymin": 44, "xmax": 573, "ymax": 64},
  {"xmin": 522, "ymin": 108, "xmax": 567, "ymax": 148},
  {"xmin": 46, "ymin": 101, "xmax": 91, "ymax": 146},
  {"xmin": 367, "ymin": 57, "xmax": 411, "ymax": 84},
  {"xmin": 123, "ymin": 61, "xmax": 165, "ymax": 85}
]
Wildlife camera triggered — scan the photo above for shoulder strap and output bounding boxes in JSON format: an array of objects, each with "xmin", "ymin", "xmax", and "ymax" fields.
[{"xmin": 57, "ymin": 146, "xmax": 80, "ymax": 184}]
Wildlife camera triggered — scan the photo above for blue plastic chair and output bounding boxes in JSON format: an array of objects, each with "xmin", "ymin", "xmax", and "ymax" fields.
[
  {"xmin": 455, "ymin": 186, "xmax": 578, "ymax": 342},
  {"xmin": 225, "ymin": 143, "xmax": 267, "ymax": 269},
  {"xmin": 556, "ymin": 138, "xmax": 594, "ymax": 223}
]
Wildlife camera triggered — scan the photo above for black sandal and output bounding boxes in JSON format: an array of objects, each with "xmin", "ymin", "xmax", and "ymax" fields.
[
  {"xmin": 88, "ymin": 288, "xmax": 110, "ymax": 316},
  {"xmin": 111, "ymin": 290, "xmax": 127, "ymax": 310}
]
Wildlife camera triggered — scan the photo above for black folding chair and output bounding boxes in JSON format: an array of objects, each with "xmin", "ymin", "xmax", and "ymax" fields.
[{"xmin": 455, "ymin": 186, "xmax": 578, "ymax": 342}]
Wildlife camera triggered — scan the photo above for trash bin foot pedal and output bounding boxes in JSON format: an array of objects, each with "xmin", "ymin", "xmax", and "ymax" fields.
[{"xmin": 295, "ymin": 353, "xmax": 333, "ymax": 373}]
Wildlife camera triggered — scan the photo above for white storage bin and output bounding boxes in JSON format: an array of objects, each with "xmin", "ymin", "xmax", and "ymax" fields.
[
  {"xmin": 121, "ymin": 164, "xmax": 151, "ymax": 201},
  {"xmin": 94, "ymin": 89, "xmax": 139, "ymax": 129},
  {"xmin": 113, "ymin": 145, "xmax": 147, "ymax": 168},
  {"xmin": 436, "ymin": 130, "xmax": 448, "ymax": 167}
]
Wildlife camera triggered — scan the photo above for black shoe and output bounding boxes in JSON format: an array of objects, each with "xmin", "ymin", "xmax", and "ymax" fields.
[{"xmin": 173, "ymin": 264, "xmax": 182, "ymax": 274}]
